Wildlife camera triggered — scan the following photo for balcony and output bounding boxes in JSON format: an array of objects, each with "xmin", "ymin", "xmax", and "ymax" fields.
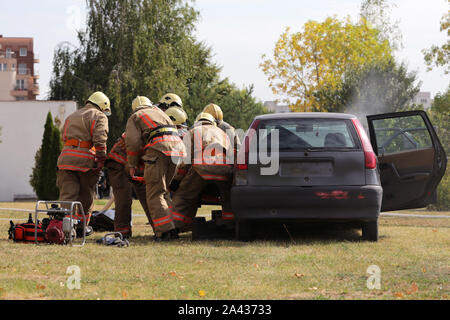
[
  {"xmin": 15, "ymin": 67, "xmax": 38, "ymax": 78},
  {"xmin": 0, "ymin": 51, "xmax": 17, "ymax": 59},
  {"xmin": 11, "ymin": 87, "xmax": 28, "ymax": 97},
  {"xmin": 32, "ymin": 83, "xmax": 39, "ymax": 95}
]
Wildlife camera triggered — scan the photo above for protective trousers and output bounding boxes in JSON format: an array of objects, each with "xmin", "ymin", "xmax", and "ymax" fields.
[
  {"xmin": 57, "ymin": 169, "xmax": 99, "ymax": 224},
  {"xmin": 106, "ymin": 160, "xmax": 153, "ymax": 237},
  {"xmin": 144, "ymin": 149, "xmax": 177, "ymax": 237},
  {"xmin": 171, "ymin": 169, "xmax": 234, "ymax": 231}
]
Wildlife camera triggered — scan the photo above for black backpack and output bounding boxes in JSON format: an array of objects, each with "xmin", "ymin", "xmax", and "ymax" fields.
[{"xmin": 90, "ymin": 210, "xmax": 115, "ymax": 232}]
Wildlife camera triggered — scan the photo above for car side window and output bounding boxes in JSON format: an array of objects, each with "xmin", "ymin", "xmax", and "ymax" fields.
[{"xmin": 372, "ymin": 115, "xmax": 433, "ymax": 155}]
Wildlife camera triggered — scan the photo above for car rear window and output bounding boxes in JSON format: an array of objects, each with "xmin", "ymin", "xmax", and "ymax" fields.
[{"xmin": 258, "ymin": 118, "xmax": 361, "ymax": 151}]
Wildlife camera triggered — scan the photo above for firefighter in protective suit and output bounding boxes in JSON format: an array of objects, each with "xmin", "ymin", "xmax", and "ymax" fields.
[
  {"xmin": 105, "ymin": 131, "xmax": 154, "ymax": 238},
  {"xmin": 125, "ymin": 96, "xmax": 186, "ymax": 241},
  {"xmin": 57, "ymin": 91, "xmax": 110, "ymax": 235},
  {"xmin": 169, "ymin": 112, "xmax": 235, "ymax": 232},
  {"xmin": 157, "ymin": 93, "xmax": 183, "ymax": 111}
]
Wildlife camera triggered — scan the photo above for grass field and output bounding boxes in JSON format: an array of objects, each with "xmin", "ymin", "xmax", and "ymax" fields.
[{"xmin": 0, "ymin": 200, "xmax": 448, "ymax": 300}]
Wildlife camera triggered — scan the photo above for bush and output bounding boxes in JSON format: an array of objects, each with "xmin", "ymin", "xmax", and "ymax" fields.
[{"xmin": 30, "ymin": 112, "xmax": 62, "ymax": 200}]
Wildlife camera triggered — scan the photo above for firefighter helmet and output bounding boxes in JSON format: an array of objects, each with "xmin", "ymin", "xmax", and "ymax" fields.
[
  {"xmin": 132, "ymin": 96, "xmax": 152, "ymax": 111},
  {"xmin": 88, "ymin": 91, "xmax": 111, "ymax": 116},
  {"xmin": 202, "ymin": 103, "xmax": 223, "ymax": 122},
  {"xmin": 166, "ymin": 107, "xmax": 187, "ymax": 126},
  {"xmin": 158, "ymin": 93, "xmax": 183, "ymax": 110},
  {"xmin": 195, "ymin": 112, "xmax": 216, "ymax": 125}
]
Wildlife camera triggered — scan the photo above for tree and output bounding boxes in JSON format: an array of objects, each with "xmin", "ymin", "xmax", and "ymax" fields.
[
  {"xmin": 260, "ymin": 16, "xmax": 392, "ymax": 112},
  {"xmin": 423, "ymin": 4, "xmax": 450, "ymax": 74},
  {"xmin": 50, "ymin": 0, "xmax": 263, "ymax": 147},
  {"xmin": 315, "ymin": 59, "xmax": 421, "ymax": 118},
  {"xmin": 30, "ymin": 112, "xmax": 62, "ymax": 200},
  {"xmin": 360, "ymin": 0, "xmax": 403, "ymax": 51}
]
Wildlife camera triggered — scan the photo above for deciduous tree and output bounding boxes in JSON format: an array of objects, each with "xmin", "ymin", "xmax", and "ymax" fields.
[
  {"xmin": 423, "ymin": 4, "xmax": 450, "ymax": 74},
  {"xmin": 50, "ymin": 0, "xmax": 264, "ymax": 147},
  {"xmin": 260, "ymin": 16, "xmax": 392, "ymax": 112}
]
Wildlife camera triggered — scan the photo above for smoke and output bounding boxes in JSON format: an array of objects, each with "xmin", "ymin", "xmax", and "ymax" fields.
[
  {"xmin": 344, "ymin": 71, "xmax": 391, "ymax": 129},
  {"xmin": 343, "ymin": 61, "xmax": 420, "ymax": 129}
]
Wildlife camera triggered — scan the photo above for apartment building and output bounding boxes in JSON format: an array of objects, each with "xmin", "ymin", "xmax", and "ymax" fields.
[
  {"xmin": 413, "ymin": 91, "xmax": 433, "ymax": 110},
  {"xmin": 264, "ymin": 101, "xmax": 291, "ymax": 113},
  {"xmin": 0, "ymin": 35, "xmax": 39, "ymax": 101}
]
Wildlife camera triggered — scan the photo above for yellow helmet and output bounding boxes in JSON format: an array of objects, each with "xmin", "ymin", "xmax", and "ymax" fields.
[
  {"xmin": 203, "ymin": 103, "xmax": 223, "ymax": 122},
  {"xmin": 88, "ymin": 91, "xmax": 111, "ymax": 116},
  {"xmin": 165, "ymin": 107, "xmax": 187, "ymax": 126},
  {"xmin": 159, "ymin": 93, "xmax": 183, "ymax": 110},
  {"xmin": 195, "ymin": 112, "xmax": 216, "ymax": 125},
  {"xmin": 132, "ymin": 96, "xmax": 152, "ymax": 111}
]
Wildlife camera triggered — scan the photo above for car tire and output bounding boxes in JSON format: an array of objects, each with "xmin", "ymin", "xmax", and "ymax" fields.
[
  {"xmin": 235, "ymin": 219, "xmax": 251, "ymax": 241},
  {"xmin": 362, "ymin": 219, "xmax": 378, "ymax": 242}
]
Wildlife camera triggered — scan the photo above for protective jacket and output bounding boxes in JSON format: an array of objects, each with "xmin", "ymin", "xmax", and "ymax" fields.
[
  {"xmin": 108, "ymin": 133, "xmax": 128, "ymax": 166},
  {"xmin": 175, "ymin": 121, "xmax": 233, "ymax": 182},
  {"xmin": 57, "ymin": 103, "xmax": 109, "ymax": 172},
  {"xmin": 125, "ymin": 106, "xmax": 186, "ymax": 167}
]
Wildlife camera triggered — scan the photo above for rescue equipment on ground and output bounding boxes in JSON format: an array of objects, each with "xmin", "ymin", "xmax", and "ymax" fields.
[
  {"xmin": 96, "ymin": 232, "xmax": 130, "ymax": 247},
  {"xmin": 8, "ymin": 214, "xmax": 45, "ymax": 243},
  {"xmin": 37, "ymin": 201, "xmax": 87, "ymax": 246}
]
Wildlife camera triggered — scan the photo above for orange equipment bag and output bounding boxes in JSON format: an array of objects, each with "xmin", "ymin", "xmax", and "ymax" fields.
[{"xmin": 8, "ymin": 214, "xmax": 46, "ymax": 243}]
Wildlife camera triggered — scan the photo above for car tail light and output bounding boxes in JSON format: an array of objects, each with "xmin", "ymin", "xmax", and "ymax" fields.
[
  {"xmin": 352, "ymin": 118, "xmax": 377, "ymax": 169},
  {"xmin": 235, "ymin": 120, "xmax": 260, "ymax": 185}
]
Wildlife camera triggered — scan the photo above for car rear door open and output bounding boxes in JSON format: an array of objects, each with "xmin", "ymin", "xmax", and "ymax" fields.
[{"xmin": 367, "ymin": 110, "xmax": 447, "ymax": 211}]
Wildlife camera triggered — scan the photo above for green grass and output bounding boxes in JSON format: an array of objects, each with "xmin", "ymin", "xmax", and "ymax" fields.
[{"xmin": 0, "ymin": 201, "xmax": 448, "ymax": 300}]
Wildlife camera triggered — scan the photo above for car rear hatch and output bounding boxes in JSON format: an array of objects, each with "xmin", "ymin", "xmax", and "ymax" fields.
[{"xmin": 247, "ymin": 117, "xmax": 366, "ymax": 187}]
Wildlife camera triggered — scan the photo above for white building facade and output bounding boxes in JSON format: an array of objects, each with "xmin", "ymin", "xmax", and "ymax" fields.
[
  {"xmin": 0, "ymin": 100, "xmax": 77, "ymax": 201},
  {"xmin": 413, "ymin": 92, "xmax": 433, "ymax": 110},
  {"xmin": 264, "ymin": 101, "xmax": 291, "ymax": 113}
]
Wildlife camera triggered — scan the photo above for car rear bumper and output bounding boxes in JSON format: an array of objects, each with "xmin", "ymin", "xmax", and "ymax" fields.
[{"xmin": 231, "ymin": 185, "xmax": 382, "ymax": 221}]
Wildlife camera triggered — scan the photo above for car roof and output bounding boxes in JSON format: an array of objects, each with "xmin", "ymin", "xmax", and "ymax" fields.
[{"xmin": 254, "ymin": 112, "xmax": 357, "ymax": 120}]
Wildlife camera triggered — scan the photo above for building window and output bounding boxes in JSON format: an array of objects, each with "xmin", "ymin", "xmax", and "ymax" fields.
[
  {"xmin": 15, "ymin": 97, "xmax": 25, "ymax": 101},
  {"xmin": 20, "ymin": 48, "xmax": 27, "ymax": 56},
  {"xmin": 6, "ymin": 48, "xmax": 12, "ymax": 58},
  {"xmin": 0, "ymin": 63, "xmax": 6, "ymax": 71},
  {"xmin": 18, "ymin": 64, "xmax": 27, "ymax": 75},
  {"xmin": 16, "ymin": 79, "xmax": 25, "ymax": 90}
]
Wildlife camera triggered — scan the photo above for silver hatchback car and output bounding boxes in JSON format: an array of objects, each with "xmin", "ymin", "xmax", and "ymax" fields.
[{"xmin": 231, "ymin": 111, "xmax": 447, "ymax": 241}]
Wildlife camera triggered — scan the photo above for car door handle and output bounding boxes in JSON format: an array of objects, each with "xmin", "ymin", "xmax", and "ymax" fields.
[{"xmin": 381, "ymin": 162, "xmax": 430, "ymax": 183}]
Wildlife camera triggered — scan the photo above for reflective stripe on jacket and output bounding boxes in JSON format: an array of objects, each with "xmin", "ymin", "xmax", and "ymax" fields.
[{"xmin": 108, "ymin": 133, "xmax": 128, "ymax": 166}]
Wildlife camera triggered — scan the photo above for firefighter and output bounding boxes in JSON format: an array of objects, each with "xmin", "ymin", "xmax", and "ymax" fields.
[
  {"xmin": 165, "ymin": 106, "xmax": 188, "ymax": 137},
  {"xmin": 169, "ymin": 112, "xmax": 234, "ymax": 232},
  {"xmin": 105, "ymin": 132, "xmax": 154, "ymax": 238},
  {"xmin": 125, "ymin": 96, "xmax": 186, "ymax": 241},
  {"xmin": 202, "ymin": 103, "xmax": 240, "ymax": 163},
  {"xmin": 56, "ymin": 91, "xmax": 110, "ymax": 235},
  {"xmin": 156, "ymin": 93, "xmax": 183, "ymax": 112}
]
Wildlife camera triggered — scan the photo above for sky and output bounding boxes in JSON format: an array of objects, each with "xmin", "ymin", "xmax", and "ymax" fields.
[{"xmin": 1, "ymin": 0, "xmax": 448, "ymax": 103}]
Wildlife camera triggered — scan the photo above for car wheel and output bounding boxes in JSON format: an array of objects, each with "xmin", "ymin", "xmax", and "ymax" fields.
[
  {"xmin": 362, "ymin": 219, "xmax": 378, "ymax": 242},
  {"xmin": 235, "ymin": 219, "xmax": 251, "ymax": 241}
]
